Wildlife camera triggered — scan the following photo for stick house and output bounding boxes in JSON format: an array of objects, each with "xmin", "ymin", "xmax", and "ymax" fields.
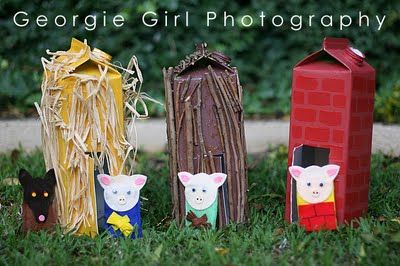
[
  {"xmin": 163, "ymin": 43, "xmax": 248, "ymax": 227},
  {"xmin": 285, "ymin": 37, "xmax": 375, "ymax": 227}
]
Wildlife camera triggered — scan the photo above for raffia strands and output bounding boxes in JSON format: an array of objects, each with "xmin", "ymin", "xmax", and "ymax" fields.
[{"xmin": 35, "ymin": 39, "xmax": 153, "ymax": 236}]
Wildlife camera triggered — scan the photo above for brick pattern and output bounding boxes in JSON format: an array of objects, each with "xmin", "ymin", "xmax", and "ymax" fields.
[
  {"xmin": 286, "ymin": 71, "xmax": 375, "ymax": 224},
  {"xmin": 298, "ymin": 202, "xmax": 337, "ymax": 231},
  {"xmin": 344, "ymin": 75, "xmax": 375, "ymax": 221}
]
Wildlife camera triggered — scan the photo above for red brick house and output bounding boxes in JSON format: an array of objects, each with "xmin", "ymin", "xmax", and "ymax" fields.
[{"xmin": 285, "ymin": 37, "xmax": 376, "ymax": 225}]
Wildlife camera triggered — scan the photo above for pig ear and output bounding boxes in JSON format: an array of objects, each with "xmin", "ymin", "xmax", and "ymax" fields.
[
  {"xmin": 210, "ymin": 173, "xmax": 227, "ymax": 187},
  {"xmin": 322, "ymin": 164, "xmax": 340, "ymax": 181},
  {"xmin": 288, "ymin": 166, "xmax": 304, "ymax": 181},
  {"xmin": 97, "ymin": 174, "xmax": 112, "ymax": 189},
  {"xmin": 178, "ymin": 172, "xmax": 193, "ymax": 187},
  {"xmin": 132, "ymin": 175, "xmax": 147, "ymax": 190}
]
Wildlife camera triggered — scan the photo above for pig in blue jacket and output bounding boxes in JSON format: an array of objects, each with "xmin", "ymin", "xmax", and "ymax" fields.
[{"xmin": 97, "ymin": 174, "xmax": 147, "ymax": 239}]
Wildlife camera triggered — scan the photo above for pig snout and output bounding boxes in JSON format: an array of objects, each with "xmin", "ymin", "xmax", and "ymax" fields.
[
  {"xmin": 118, "ymin": 195, "xmax": 127, "ymax": 205},
  {"xmin": 312, "ymin": 191, "xmax": 320, "ymax": 198},
  {"xmin": 195, "ymin": 196, "xmax": 204, "ymax": 204}
]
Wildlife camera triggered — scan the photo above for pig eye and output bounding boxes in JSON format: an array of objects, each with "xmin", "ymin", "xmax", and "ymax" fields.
[
  {"xmin": 192, "ymin": 188, "xmax": 196, "ymax": 192},
  {"xmin": 31, "ymin": 192, "xmax": 37, "ymax": 198},
  {"xmin": 112, "ymin": 189, "xmax": 118, "ymax": 194},
  {"xmin": 307, "ymin": 182, "xmax": 311, "ymax": 187},
  {"xmin": 43, "ymin": 191, "xmax": 49, "ymax": 197},
  {"xmin": 127, "ymin": 191, "xmax": 131, "ymax": 195},
  {"xmin": 202, "ymin": 189, "xmax": 207, "ymax": 193},
  {"xmin": 319, "ymin": 183, "xmax": 324, "ymax": 187}
]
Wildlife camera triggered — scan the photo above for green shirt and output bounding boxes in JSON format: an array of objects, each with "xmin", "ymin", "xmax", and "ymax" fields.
[{"xmin": 185, "ymin": 198, "xmax": 218, "ymax": 229}]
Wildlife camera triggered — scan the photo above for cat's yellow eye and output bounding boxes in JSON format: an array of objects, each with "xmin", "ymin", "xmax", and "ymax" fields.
[
  {"xmin": 31, "ymin": 192, "xmax": 37, "ymax": 197},
  {"xmin": 43, "ymin": 191, "xmax": 49, "ymax": 197}
]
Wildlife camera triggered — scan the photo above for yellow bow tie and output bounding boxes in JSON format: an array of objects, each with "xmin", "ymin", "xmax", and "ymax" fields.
[{"xmin": 107, "ymin": 212, "xmax": 134, "ymax": 237}]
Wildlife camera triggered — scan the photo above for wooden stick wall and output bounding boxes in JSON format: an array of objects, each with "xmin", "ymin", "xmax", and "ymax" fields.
[{"xmin": 163, "ymin": 47, "xmax": 248, "ymax": 227}]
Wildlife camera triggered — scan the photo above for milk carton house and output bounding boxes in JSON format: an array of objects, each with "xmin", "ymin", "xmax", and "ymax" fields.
[
  {"xmin": 37, "ymin": 39, "xmax": 141, "ymax": 236},
  {"xmin": 285, "ymin": 37, "xmax": 375, "ymax": 230},
  {"xmin": 163, "ymin": 43, "xmax": 248, "ymax": 228}
]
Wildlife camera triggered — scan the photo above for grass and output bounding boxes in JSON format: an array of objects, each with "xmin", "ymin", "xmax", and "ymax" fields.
[{"xmin": 0, "ymin": 147, "xmax": 399, "ymax": 265}]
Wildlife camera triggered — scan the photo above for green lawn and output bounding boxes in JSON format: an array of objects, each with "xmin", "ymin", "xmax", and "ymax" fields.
[{"xmin": 0, "ymin": 147, "xmax": 399, "ymax": 265}]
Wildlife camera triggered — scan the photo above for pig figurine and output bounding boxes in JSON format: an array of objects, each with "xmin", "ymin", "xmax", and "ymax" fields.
[
  {"xmin": 97, "ymin": 174, "xmax": 147, "ymax": 239},
  {"xmin": 19, "ymin": 168, "xmax": 57, "ymax": 232},
  {"xmin": 288, "ymin": 164, "xmax": 340, "ymax": 231},
  {"xmin": 178, "ymin": 172, "xmax": 227, "ymax": 229}
]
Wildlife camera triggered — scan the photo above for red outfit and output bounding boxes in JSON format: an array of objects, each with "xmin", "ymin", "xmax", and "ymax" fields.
[{"xmin": 298, "ymin": 202, "xmax": 337, "ymax": 231}]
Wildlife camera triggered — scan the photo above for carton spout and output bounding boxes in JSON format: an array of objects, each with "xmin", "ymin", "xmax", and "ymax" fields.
[
  {"xmin": 346, "ymin": 46, "xmax": 365, "ymax": 65},
  {"xmin": 323, "ymin": 37, "xmax": 349, "ymax": 50}
]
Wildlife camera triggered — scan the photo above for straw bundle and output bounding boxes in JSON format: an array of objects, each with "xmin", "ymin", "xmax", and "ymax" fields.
[{"xmin": 35, "ymin": 39, "xmax": 150, "ymax": 236}]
